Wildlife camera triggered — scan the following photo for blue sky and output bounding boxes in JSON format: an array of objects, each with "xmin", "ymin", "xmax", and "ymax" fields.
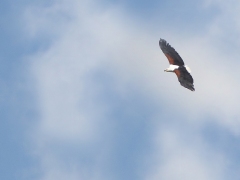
[{"xmin": 2, "ymin": 0, "xmax": 240, "ymax": 179}]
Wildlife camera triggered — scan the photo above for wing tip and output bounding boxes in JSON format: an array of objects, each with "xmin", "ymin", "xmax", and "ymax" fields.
[
  {"xmin": 159, "ymin": 38, "xmax": 167, "ymax": 46},
  {"xmin": 159, "ymin": 38, "xmax": 172, "ymax": 50},
  {"xmin": 188, "ymin": 85, "xmax": 195, "ymax": 91},
  {"xmin": 159, "ymin": 38, "xmax": 165, "ymax": 42}
]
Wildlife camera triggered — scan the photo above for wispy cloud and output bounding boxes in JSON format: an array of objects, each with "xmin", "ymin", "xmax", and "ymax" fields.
[
  {"xmin": 21, "ymin": 0, "xmax": 240, "ymax": 179},
  {"xmin": 147, "ymin": 126, "xmax": 226, "ymax": 180}
]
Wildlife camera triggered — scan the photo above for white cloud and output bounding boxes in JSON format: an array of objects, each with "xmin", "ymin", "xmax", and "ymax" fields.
[
  {"xmin": 146, "ymin": 127, "xmax": 226, "ymax": 180},
  {"xmin": 24, "ymin": 0, "xmax": 240, "ymax": 179}
]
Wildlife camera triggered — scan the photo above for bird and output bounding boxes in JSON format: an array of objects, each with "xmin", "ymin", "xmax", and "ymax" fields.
[{"xmin": 159, "ymin": 39, "xmax": 195, "ymax": 91}]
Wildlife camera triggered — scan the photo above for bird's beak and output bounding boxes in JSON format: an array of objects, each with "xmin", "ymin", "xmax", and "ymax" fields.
[{"xmin": 164, "ymin": 69, "xmax": 167, "ymax": 72}]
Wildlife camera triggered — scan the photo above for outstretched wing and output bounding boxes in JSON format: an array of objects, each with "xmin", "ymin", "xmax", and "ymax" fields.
[
  {"xmin": 174, "ymin": 66, "xmax": 195, "ymax": 91},
  {"xmin": 159, "ymin": 39, "xmax": 184, "ymax": 66}
]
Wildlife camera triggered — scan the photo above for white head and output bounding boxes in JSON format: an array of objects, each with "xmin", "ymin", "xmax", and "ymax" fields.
[{"xmin": 164, "ymin": 64, "xmax": 179, "ymax": 72}]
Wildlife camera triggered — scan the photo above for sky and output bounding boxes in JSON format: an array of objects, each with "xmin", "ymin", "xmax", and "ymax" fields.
[{"xmin": 2, "ymin": 0, "xmax": 240, "ymax": 179}]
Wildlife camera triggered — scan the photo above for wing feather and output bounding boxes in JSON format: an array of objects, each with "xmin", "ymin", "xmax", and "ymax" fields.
[
  {"xmin": 159, "ymin": 39, "xmax": 184, "ymax": 66},
  {"xmin": 174, "ymin": 67, "xmax": 195, "ymax": 91}
]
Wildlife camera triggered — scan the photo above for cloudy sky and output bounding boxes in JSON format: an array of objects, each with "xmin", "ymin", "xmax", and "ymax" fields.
[{"xmin": 2, "ymin": 0, "xmax": 240, "ymax": 179}]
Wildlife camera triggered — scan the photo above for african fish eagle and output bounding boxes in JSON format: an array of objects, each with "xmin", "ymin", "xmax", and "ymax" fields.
[{"xmin": 159, "ymin": 39, "xmax": 195, "ymax": 91}]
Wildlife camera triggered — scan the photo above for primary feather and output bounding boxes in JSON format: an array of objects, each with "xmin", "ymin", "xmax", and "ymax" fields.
[{"xmin": 159, "ymin": 39, "xmax": 184, "ymax": 66}]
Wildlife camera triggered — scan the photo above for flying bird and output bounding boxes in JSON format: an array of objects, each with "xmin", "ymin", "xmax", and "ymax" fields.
[{"xmin": 159, "ymin": 39, "xmax": 195, "ymax": 91}]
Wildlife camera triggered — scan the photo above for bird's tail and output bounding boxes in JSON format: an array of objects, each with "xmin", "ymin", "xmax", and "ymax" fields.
[{"xmin": 184, "ymin": 65, "xmax": 191, "ymax": 73}]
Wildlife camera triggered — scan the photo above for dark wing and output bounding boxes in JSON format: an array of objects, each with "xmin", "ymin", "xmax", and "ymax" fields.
[
  {"xmin": 174, "ymin": 66, "xmax": 195, "ymax": 91},
  {"xmin": 159, "ymin": 39, "xmax": 184, "ymax": 66}
]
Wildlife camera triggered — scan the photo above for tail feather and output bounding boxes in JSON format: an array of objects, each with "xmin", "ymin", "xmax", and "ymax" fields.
[
  {"xmin": 184, "ymin": 65, "xmax": 191, "ymax": 73},
  {"xmin": 180, "ymin": 81, "xmax": 195, "ymax": 91}
]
